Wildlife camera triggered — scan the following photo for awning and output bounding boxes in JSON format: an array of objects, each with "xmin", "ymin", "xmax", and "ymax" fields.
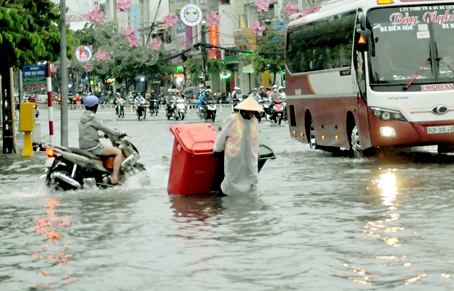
[{"xmin": 242, "ymin": 64, "xmax": 254, "ymax": 74}]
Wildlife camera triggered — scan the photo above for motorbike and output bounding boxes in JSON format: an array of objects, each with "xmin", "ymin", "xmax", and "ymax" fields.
[
  {"xmin": 270, "ymin": 100, "xmax": 284, "ymax": 125},
  {"xmin": 165, "ymin": 102, "xmax": 176, "ymax": 120},
  {"xmin": 231, "ymin": 94, "xmax": 243, "ymax": 113},
  {"xmin": 136, "ymin": 101, "xmax": 148, "ymax": 120},
  {"xmin": 149, "ymin": 98, "xmax": 159, "ymax": 116},
  {"xmin": 116, "ymin": 103, "xmax": 125, "ymax": 118},
  {"xmin": 43, "ymin": 134, "xmax": 145, "ymax": 191},
  {"xmin": 256, "ymin": 97, "xmax": 270, "ymax": 122},
  {"xmin": 35, "ymin": 104, "xmax": 39, "ymax": 118},
  {"xmin": 197, "ymin": 100, "xmax": 216, "ymax": 122},
  {"xmin": 175, "ymin": 99, "xmax": 186, "ymax": 120}
]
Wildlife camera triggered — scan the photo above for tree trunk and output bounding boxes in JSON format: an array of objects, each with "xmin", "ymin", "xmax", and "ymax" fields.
[
  {"xmin": 272, "ymin": 71, "xmax": 277, "ymax": 85},
  {"xmin": 1, "ymin": 67, "xmax": 18, "ymax": 154}
]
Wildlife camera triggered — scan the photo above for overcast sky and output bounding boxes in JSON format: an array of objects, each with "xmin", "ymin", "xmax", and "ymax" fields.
[{"xmin": 51, "ymin": 0, "xmax": 105, "ymax": 14}]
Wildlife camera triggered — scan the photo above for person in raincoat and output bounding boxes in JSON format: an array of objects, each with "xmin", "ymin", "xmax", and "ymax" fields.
[{"xmin": 213, "ymin": 97, "xmax": 264, "ymax": 195}]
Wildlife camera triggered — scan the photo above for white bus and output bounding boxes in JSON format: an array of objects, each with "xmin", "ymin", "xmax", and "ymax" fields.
[{"xmin": 285, "ymin": 0, "xmax": 454, "ymax": 157}]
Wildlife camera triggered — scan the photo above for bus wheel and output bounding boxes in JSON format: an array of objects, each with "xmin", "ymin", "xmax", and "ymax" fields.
[
  {"xmin": 350, "ymin": 125, "xmax": 364, "ymax": 158},
  {"xmin": 309, "ymin": 121, "xmax": 318, "ymax": 149}
]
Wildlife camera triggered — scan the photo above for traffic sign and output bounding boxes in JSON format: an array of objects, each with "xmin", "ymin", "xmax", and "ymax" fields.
[{"xmin": 23, "ymin": 64, "xmax": 46, "ymax": 89}]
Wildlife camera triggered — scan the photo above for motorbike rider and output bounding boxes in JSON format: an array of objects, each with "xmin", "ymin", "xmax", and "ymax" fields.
[
  {"xmin": 231, "ymin": 87, "xmax": 242, "ymax": 101},
  {"xmin": 249, "ymin": 88, "xmax": 261, "ymax": 102},
  {"xmin": 134, "ymin": 93, "xmax": 146, "ymax": 120},
  {"xmin": 259, "ymin": 86, "xmax": 267, "ymax": 98},
  {"xmin": 115, "ymin": 92, "xmax": 126, "ymax": 117},
  {"xmin": 79, "ymin": 95, "xmax": 125, "ymax": 185},
  {"xmin": 270, "ymin": 85, "xmax": 283, "ymax": 103},
  {"xmin": 279, "ymin": 86, "xmax": 287, "ymax": 100}
]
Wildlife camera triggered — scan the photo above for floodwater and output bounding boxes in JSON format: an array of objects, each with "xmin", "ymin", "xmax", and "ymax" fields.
[{"xmin": 1, "ymin": 105, "xmax": 454, "ymax": 290}]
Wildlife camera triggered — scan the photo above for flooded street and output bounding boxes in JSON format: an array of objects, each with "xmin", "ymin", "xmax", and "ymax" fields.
[{"xmin": 1, "ymin": 105, "xmax": 454, "ymax": 290}]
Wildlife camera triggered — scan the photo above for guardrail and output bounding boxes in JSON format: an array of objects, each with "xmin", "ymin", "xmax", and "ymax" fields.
[{"xmin": 37, "ymin": 102, "xmax": 234, "ymax": 112}]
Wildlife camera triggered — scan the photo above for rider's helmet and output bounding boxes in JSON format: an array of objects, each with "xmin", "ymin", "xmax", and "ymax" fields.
[
  {"xmin": 279, "ymin": 86, "xmax": 285, "ymax": 91},
  {"xmin": 234, "ymin": 87, "xmax": 241, "ymax": 92},
  {"xmin": 84, "ymin": 95, "xmax": 99, "ymax": 109},
  {"xmin": 252, "ymin": 88, "xmax": 258, "ymax": 93},
  {"xmin": 272, "ymin": 85, "xmax": 278, "ymax": 92}
]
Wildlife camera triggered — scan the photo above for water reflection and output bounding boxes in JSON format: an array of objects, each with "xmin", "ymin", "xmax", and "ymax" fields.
[
  {"xmin": 31, "ymin": 197, "xmax": 76, "ymax": 287},
  {"xmin": 374, "ymin": 170, "xmax": 398, "ymax": 209}
]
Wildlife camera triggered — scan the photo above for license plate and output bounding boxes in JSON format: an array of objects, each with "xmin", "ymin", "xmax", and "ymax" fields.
[
  {"xmin": 426, "ymin": 125, "xmax": 454, "ymax": 134},
  {"xmin": 45, "ymin": 157, "xmax": 55, "ymax": 168}
]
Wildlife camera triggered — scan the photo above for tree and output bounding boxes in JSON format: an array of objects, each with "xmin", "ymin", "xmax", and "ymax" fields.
[
  {"xmin": 0, "ymin": 0, "xmax": 76, "ymax": 153},
  {"xmin": 184, "ymin": 58, "xmax": 224, "ymax": 83},
  {"xmin": 251, "ymin": 31, "xmax": 285, "ymax": 85}
]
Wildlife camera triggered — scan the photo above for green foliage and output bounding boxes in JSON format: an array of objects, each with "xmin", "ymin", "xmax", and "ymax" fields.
[
  {"xmin": 184, "ymin": 58, "xmax": 224, "ymax": 79},
  {"xmin": 207, "ymin": 59, "xmax": 225, "ymax": 74},
  {"xmin": 184, "ymin": 58, "xmax": 203, "ymax": 79},
  {"xmin": 251, "ymin": 32, "xmax": 285, "ymax": 77},
  {"xmin": 0, "ymin": 0, "xmax": 75, "ymax": 68}
]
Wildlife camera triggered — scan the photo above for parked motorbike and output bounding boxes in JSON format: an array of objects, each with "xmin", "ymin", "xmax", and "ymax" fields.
[
  {"xmin": 270, "ymin": 100, "xmax": 284, "ymax": 125},
  {"xmin": 149, "ymin": 98, "xmax": 159, "ymax": 116},
  {"xmin": 175, "ymin": 99, "xmax": 186, "ymax": 120},
  {"xmin": 165, "ymin": 102, "xmax": 176, "ymax": 120},
  {"xmin": 43, "ymin": 134, "xmax": 145, "ymax": 191}
]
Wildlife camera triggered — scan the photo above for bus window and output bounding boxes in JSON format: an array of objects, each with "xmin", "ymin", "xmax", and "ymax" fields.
[
  {"xmin": 368, "ymin": 5, "xmax": 454, "ymax": 86},
  {"xmin": 286, "ymin": 10, "xmax": 356, "ymax": 74}
]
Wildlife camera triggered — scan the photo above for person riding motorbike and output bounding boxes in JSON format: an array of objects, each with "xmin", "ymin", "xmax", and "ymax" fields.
[
  {"xmin": 115, "ymin": 92, "xmax": 126, "ymax": 117},
  {"xmin": 249, "ymin": 88, "xmax": 261, "ymax": 102},
  {"xmin": 79, "ymin": 95, "xmax": 125, "ymax": 185},
  {"xmin": 270, "ymin": 85, "xmax": 283, "ymax": 103},
  {"xmin": 134, "ymin": 93, "xmax": 147, "ymax": 120},
  {"xmin": 259, "ymin": 86, "xmax": 267, "ymax": 98},
  {"xmin": 279, "ymin": 86, "xmax": 287, "ymax": 100}
]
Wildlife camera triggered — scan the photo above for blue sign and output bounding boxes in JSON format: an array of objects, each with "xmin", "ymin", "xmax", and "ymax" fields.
[{"xmin": 23, "ymin": 64, "xmax": 47, "ymax": 89}]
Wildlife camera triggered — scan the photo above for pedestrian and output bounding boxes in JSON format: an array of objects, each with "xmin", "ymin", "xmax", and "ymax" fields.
[
  {"xmin": 79, "ymin": 96, "xmax": 125, "ymax": 185},
  {"xmin": 213, "ymin": 97, "xmax": 264, "ymax": 196}
]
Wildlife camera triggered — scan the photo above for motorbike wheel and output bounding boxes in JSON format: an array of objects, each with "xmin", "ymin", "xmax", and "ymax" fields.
[
  {"xmin": 278, "ymin": 115, "xmax": 282, "ymax": 125},
  {"xmin": 155, "ymin": 107, "xmax": 159, "ymax": 116},
  {"xmin": 212, "ymin": 114, "xmax": 216, "ymax": 122},
  {"xmin": 45, "ymin": 166, "xmax": 78, "ymax": 191},
  {"xmin": 180, "ymin": 112, "xmax": 185, "ymax": 120},
  {"xmin": 134, "ymin": 163, "xmax": 146, "ymax": 171}
]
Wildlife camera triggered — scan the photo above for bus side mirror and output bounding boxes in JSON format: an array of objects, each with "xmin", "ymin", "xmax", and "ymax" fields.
[
  {"xmin": 357, "ymin": 12, "xmax": 366, "ymax": 30},
  {"xmin": 354, "ymin": 29, "xmax": 370, "ymax": 53}
]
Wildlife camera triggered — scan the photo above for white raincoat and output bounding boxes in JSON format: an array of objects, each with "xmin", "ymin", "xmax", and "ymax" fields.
[{"xmin": 213, "ymin": 112, "xmax": 259, "ymax": 195}]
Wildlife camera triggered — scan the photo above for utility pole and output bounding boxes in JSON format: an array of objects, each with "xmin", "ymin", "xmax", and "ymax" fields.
[
  {"xmin": 60, "ymin": 0, "xmax": 68, "ymax": 147},
  {"xmin": 200, "ymin": 21, "xmax": 208, "ymax": 87}
]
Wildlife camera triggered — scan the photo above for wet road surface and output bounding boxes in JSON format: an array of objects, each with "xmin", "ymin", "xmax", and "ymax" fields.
[{"xmin": 1, "ymin": 105, "xmax": 454, "ymax": 290}]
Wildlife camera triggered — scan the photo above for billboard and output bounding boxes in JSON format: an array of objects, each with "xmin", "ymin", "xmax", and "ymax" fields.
[{"xmin": 233, "ymin": 28, "xmax": 256, "ymax": 50}]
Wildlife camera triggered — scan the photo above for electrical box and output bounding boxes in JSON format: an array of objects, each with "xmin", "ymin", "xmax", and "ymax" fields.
[{"xmin": 19, "ymin": 102, "xmax": 35, "ymax": 132}]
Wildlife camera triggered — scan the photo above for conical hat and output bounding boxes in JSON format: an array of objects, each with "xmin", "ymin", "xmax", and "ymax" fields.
[{"xmin": 234, "ymin": 97, "xmax": 264, "ymax": 112}]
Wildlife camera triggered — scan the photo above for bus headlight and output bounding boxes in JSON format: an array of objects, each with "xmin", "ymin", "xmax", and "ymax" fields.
[
  {"xmin": 371, "ymin": 107, "xmax": 407, "ymax": 121},
  {"xmin": 380, "ymin": 127, "xmax": 396, "ymax": 137}
]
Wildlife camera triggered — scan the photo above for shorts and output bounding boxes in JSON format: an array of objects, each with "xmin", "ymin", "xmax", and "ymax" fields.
[{"xmin": 89, "ymin": 144, "xmax": 104, "ymax": 156}]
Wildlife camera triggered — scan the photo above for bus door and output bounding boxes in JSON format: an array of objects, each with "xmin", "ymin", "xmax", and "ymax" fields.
[{"xmin": 354, "ymin": 20, "xmax": 373, "ymax": 149}]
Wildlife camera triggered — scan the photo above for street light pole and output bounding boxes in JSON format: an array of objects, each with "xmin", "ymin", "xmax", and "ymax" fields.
[
  {"xmin": 60, "ymin": 0, "xmax": 68, "ymax": 146},
  {"xmin": 201, "ymin": 21, "xmax": 208, "ymax": 87}
]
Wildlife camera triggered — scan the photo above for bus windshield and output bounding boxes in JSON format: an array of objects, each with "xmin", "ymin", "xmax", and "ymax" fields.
[{"xmin": 368, "ymin": 5, "xmax": 454, "ymax": 86}]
